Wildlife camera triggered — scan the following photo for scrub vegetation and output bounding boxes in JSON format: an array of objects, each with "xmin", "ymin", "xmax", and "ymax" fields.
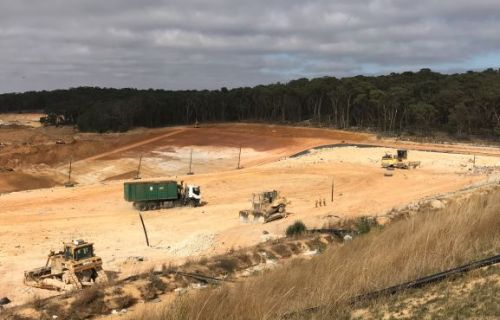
[{"xmin": 125, "ymin": 187, "xmax": 500, "ymax": 320}]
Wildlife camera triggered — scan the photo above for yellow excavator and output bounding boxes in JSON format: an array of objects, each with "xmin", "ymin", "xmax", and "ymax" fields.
[{"xmin": 381, "ymin": 149, "xmax": 420, "ymax": 169}]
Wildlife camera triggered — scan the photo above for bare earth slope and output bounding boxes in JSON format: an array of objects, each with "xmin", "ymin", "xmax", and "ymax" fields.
[{"xmin": 0, "ymin": 123, "xmax": 499, "ymax": 305}]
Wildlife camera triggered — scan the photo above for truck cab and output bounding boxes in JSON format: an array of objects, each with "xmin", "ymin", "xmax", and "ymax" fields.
[{"xmin": 186, "ymin": 185, "xmax": 201, "ymax": 205}]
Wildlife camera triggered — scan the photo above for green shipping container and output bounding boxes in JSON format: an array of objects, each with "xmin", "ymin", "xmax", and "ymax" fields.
[{"xmin": 124, "ymin": 180, "xmax": 180, "ymax": 202}]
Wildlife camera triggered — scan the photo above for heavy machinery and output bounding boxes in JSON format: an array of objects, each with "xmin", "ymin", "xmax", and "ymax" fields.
[
  {"xmin": 24, "ymin": 240, "xmax": 108, "ymax": 291},
  {"xmin": 381, "ymin": 149, "xmax": 420, "ymax": 169},
  {"xmin": 124, "ymin": 180, "xmax": 201, "ymax": 211},
  {"xmin": 239, "ymin": 190, "xmax": 288, "ymax": 223}
]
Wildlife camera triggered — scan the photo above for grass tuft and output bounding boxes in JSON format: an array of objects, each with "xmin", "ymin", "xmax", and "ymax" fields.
[{"xmin": 286, "ymin": 220, "xmax": 307, "ymax": 237}]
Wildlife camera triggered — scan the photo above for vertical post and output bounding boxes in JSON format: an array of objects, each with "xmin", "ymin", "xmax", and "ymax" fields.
[
  {"xmin": 237, "ymin": 145, "xmax": 242, "ymax": 169},
  {"xmin": 187, "ymin": 148, "xmax": 194, "ymax": 175},
  {"xmin": 331, "ymin": 178, "xmax": 334, "ymax": 203},
  {"xmin": 135, "ymin": 154, "xmax": 143, "ymax": 179},
  {"xmin": 65, "ymin": 158, "xmax": 74, "ymax": 187},
  {"xmin": 473, "ymin": 154, "xmax": 476, "ymax": 168},
  {"xmin": 138, "ymin": 212, "xmax": 150, "ymax": 247},
  {"xmin": 68, "ymin": 159, "xmax": 72, "ymax": 184}
]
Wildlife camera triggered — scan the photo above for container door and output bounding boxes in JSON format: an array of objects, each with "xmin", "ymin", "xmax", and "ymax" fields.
[
  {"xmin": 158, "ymin": 183, "xmax": 169, "ymax": 199},
  {"xmin": 166, "ymin": 183, "xmax": 178, "ymax": 200}
]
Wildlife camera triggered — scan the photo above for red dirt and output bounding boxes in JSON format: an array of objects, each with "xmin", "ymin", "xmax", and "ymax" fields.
[
  {"xmin": 0, "ymin": 172, "xmax": 61, "ymax": 193},
  {"xmin": 0, "ymin": 122, "xmax": 499, "ymax": 306}
]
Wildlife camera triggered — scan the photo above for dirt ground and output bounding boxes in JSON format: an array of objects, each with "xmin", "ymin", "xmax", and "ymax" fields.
[
  {"xmin": 0, "ymin": 121, "xmax": 499, "ymax": 305},
  {"xmin": 0, "ymin": 113, "xmax": 44, "ymax": 128}
]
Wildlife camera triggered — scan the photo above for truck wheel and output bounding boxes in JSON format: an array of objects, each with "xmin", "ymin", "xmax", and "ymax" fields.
[{"xmin": 278, "ymin": 205, "xmax": 285, "ymax": 213}]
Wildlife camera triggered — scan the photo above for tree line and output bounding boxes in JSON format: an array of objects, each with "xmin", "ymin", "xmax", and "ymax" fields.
[{"xmin": 1, "ymin": 68, "xmax": 499, "ymax": 138}]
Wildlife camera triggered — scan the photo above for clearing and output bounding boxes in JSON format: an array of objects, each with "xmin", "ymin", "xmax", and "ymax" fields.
[{"xmin": 0, "ymin": 122, "xmax": 499, "ymax": 306}]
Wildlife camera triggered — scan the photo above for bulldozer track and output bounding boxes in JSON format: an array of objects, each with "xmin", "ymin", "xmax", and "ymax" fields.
[{"xmin": 282, "ymin": 253, "xmax": 500, "ymax": 318}]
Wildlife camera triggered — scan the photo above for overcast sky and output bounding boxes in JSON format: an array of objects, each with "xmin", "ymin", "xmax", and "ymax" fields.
[{"xmin": 1, "ymin": 0, "xmax": 500, "ymax": 93}]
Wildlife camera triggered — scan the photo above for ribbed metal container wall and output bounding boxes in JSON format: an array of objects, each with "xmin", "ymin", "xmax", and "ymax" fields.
[{"xmin": 124, "ymin": 180, "xmax": 179, "ymax": 201}]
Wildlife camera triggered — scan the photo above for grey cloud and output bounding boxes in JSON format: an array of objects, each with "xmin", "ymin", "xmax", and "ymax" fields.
[{"xmin": 0, "ymin": 0, "xmax": 500, "ymax": 92}]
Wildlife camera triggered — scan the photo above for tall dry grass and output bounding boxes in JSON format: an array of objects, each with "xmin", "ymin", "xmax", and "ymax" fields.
[{"xmin": 127, "ymin": 187, "xmax": 500, "ymax": 320}]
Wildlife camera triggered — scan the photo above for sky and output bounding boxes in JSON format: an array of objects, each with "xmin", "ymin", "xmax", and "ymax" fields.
[{"xmin": 1, "ymin": 0, "xmax": 500, "ymax": 93}]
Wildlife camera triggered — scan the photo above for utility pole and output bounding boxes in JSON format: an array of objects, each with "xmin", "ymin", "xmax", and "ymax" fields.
[
  {"xmin": 331, "ymin": 178, "xmax": 334, "ymax": 203},
  {"xmin": 237, "ymin": 145, "xmax": 242, "ymax": 169},
  {"xmin": 135, "ymin": 154, "xmax": 143, "ymax": 180},
  {"xmin": 138, "ymin": 212, "xmax": 150, "ymax": 247},
  {"xmin": 65, "ymin": 158, "xmax": 74, "ymax": 187},
  {"xmin": 187, "ymin": 148, "xmax": 194, "ymax": 175}
]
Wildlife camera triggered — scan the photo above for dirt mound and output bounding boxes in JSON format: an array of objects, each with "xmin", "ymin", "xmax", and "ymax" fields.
[
  {"xmin": 132, "ymin": 124, "xmax": 370, "ymax": 152},
  {"xmin": 0, "ymin": 172, "xmax": 60, "ymax": 193},
  {"xmin": 0, "ymin": 113, "xmax": 44, "ymax": 128},
  {"xmin": 103, "ymin": 170, "xmax": 138, "ymax": 181}
]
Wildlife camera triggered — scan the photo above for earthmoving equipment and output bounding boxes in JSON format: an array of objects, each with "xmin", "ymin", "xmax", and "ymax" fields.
[
  {"xmin": 239, "ymin": 190, "xmax": 288, "ymax": 223},
  {"xmin": 24, "ymin": 240, "xmax": 108, "ymax": 291},
  {"xmin": 124, "ymin": 180, "xmax": 201, "ymax": 211},
  {"xmin": 381, "ymin": 149, "xmax": 420, "ymax": 169}
]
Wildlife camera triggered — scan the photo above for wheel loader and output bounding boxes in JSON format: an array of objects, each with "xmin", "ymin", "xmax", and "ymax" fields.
[
  {"xmin": 381, "ymin": 149, "xmax": 420, "ymax": 169},
  {"xmin": 24, "ymin": 240, "xmax": 108, "ymax": 291},
  {"xmin": 239, "ymin": 190, "xmax": 288, "ymax": 223}
]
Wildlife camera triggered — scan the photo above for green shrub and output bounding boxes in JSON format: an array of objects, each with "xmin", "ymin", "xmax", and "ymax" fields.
[
  {"xmin": 355, "ymin": 216, "xmax": 373, "ymax": 234},
  {"xmin": 286, "ymin": 220, "xmax": 307, "ymax": 237},
  {"xmin": 215, "ymin": 257, "xmax": 238, "ymax": 273}
]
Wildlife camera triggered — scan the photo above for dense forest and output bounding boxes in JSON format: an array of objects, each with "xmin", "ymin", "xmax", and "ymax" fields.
[{"xmin": 1, "ymin": 68, "xmax": 499, "ymax": 138}]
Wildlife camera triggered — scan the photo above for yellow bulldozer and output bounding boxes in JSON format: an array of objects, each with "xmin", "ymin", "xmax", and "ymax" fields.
[
  {"xmin": 381, "ymin": 149, "xmax": 420, "ymax": 169},
  {"xmin": 24, "ymin": 240, "xmax": 108, "ymax": 291},
  {"xmin": 239, "ymin": 190, "xmax": 289, "ymax": 223}
]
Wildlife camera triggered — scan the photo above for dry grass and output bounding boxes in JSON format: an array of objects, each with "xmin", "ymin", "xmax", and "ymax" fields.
[
  {"xmin": 29, "ymin": 294, "xmax": 44, "ymax": 311},
  {"xmin": 125, "ymin": 186, "xmax": 500, "ymax": 320},
  {"xmin": 140, "ymin": 271, "xmax": 167, "ymax": 301},
  {"xmin": 113, "ymin": 294, "xmax": 137, "ymax": 310},
  {"xmin": 352, "ymin": 265, "xmax": 500, "ymax": 319},
  {"xmin": 69, "ymin": 285, "xmax": 108, "ymax": 318}
]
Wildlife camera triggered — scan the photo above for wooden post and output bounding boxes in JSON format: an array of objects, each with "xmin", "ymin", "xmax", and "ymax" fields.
[
  {"xmin": 187, "ymin": 149, "xmax": 194, "ymax": 175},
  {"xmin": 237, "ymin": 145, "xmax": 242, "ymax": 169},
  {"xmin": 135, "ymin": 154, "xmax": 143, "ymax": 179},
  {"xmin": 331, "ymin": 178, "xmax": 334, "ymax": 203},
  {"xmin": 473, "ymin": 154, "xmax": 476, "ymax": 168},
  {"xmin": 138, "ymin": 212, "xmax": 150, "ymax": 247},
  {"xmin": 68, "ymin": 159, "xmax": 72, "ymax": 183},
  {"xmin": 65, "ymin": 158, "xmax": 74, "ymax": 187}
]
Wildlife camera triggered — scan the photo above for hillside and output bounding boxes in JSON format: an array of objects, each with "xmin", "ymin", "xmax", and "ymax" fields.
[{"xmin": 121, "ymin": 186, "xmax": 500, "ymax": 320}]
